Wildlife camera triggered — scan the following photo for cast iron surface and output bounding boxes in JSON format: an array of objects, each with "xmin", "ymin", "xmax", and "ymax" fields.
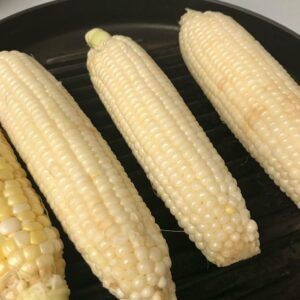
[{"xmin": 0, "ymin": 0, "xmax": 300, "ymax": 299}]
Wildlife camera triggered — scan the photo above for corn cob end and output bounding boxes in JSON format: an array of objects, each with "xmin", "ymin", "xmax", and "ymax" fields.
[
  {"xmin": 85, "ymin": 28, "xmax": 111, "ymax": 50},
  {"xmin": 17, "ymin": 277, "xmax": 70, "ymax": 300},
  {"xmin": 179, "ymin": 8, "xmax": 202, "ymax": 26}
]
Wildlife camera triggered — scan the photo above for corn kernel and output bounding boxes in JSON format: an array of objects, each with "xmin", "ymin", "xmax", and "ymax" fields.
[
  {"xmin": 4, "ymin": 189, "xmax": 23, "ymax": 198},
  {"xmin": 0, "ymin": 197, "xmax": 6, "ymax": 206},
  {"xmin": 14, "ymin": 168, "xmax": 26, "ymax": 177},
  {"xmin": 225, "ymin": 206, "xmax": 236, "ymax": 215},
  {"xmin": 17, "ymin": 178, "xmax": 31, "ymax": 187},
  {"xmin": 37, "ymin": 254, "xmax": 54, "ymax": 277},
  {"xmin": 55, "ymin": 258, "xmax": 66, "ymax": 275},
  {"xmin": 4, "ymin": 179, "xmax": 22, "ymax": 190},
  {"xmin": 8, "ymin": 250, "xmax": 24, "ymax": 268},
  {"xmin": 4, "ymin": 179, "xmax": 21, "ymax": 189},
  {"xmin": 31, "ymin": 203, "xmax": 44, "ymax": 215},
  {"xmin": 0, "ymin": 169, "xmax": 13, "ymax": 180},
  {"xmin": 0, "ymin": 158, "xmax": 7, "ymax": 169},
  {"xmin": 0, "ymin": 160, "xmax": 13, "ymax": 172},
  {"xmin": 12, "ymin": 202, "xmax": 31, "ymax": 214},
  {"xmin": 37, "ymin": 215, "xmax": 51, "ymax": 227},
  {"xmin": 0, "ymin": 217, "xmax": 21, "ymax": 234},
  {"xmin": 51, "ymin": 227, "xmax": 60, "ymax": 238},
  {"xmin": 40, "ymin": 240, "xmax": 54, "ymax": 254},
  {"xmin": 20, "ymin": 261, "xmax": 38, "ymax": 277},
  {"xmin": 23, "ymin": 221, "xmax": 43, "ymax": 231},
  {"xmin": 7, "ymin": 194, "xmax": 27, "ymax": 206},
  {"xmin": 23, "ymin": 245, "xmax": 40, "ymax": 261},
  {"xmin": 44, "ymin": 227, "xmax": 57, "ymax": 239},
  {"xmin": 0, "ymin": 205, "xmax": 12, "ymax": 221},
  {"xmin": 2, "ymin": 239, "xmax": 17, "ymax": 256},
  {"xmin": 28, "ymin": 197, "xmax": 41, "ymax": 208},
  {"xmin": 52, "ymin": 239, "xmax": 63, "ymax": 253},
  {"xmin": 30, "ymin": 230, "xmax": 47, "ymax": 244},
  {"xmin": 0, "ymin": 262, "xmax": 8, "ymax": 276},
  {"xmin": 14, "ymin": 231, "xmax": 30, "ymax": 247},
  {"xmin": 17, "ymin": 210, "xmax": 36, "ymax": 222}
]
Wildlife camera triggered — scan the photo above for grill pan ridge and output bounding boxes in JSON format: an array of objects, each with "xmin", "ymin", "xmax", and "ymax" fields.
[{"xmin": 0, "ymin": 0, "xmax": 299, "ymax": 299}]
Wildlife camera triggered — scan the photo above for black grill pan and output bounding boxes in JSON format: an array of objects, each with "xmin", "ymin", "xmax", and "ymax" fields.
[{"xmin": 0, "ymin": 0, "xmax": 299, "ymax": 299}]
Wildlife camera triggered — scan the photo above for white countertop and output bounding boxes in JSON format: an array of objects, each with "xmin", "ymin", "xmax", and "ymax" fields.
[{"xmin": 0, "ymin": 0, "xmax": 299, "ymax": 34}]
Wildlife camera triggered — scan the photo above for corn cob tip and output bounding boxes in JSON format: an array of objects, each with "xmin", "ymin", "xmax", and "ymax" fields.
[
  {"xmin": 85, "ymin": 28, "xmax": 111, "ymax": 50},
  {"xmin": 17, "ymin": 277, "xmax": 70, "ymax": 300},
  {"xmin": 179, "ymin": 8, "xmax": 202, "ymax": 26}
]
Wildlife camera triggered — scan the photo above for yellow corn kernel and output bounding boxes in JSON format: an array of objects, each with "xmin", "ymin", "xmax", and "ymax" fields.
[
  {"xmin": 0, "ymin": 205, "xmax": 12, "ymax": 221},
  {"xmin": 0, "ymin": 197, "xmax": 6, "ymax": 206},
  {"xmin": 30, "ymin": 230, "xmax": 47, "ymax": 244},
  {"xmin": 0, "ymin": 262, "xmax": 8, "ymax": 276},
  {"xmin": 37, "ymin": 215, "xmax": 51, "ymax": 227},
  {"xmin": 5, "ymin": 179, "xmax": 21, "ymax": 187},
  {"xmin": 2, "ymin": 239, "xmax": 17, "ymax": 256},
  {"xmin": 31, "ymin": 203, "xmax": 44, "ymax": 215},
  {"xmin": 23, "ymin": 221, "xmax": 43, "ymax": 231},
  {"xmin": 23, "ymin": 245, "xmax": 40, "ymax": 261},
  {"xmin": 14, "ymin": 168, "xmax": 26, "ymax": 178},
  {"xmin": 37, "ymin": 254, "xmax": 55, "ymax": 278},
  {"xmin": 16, "ymin": 210, "xmax": 36, "ymax": 222},
  {"xmin": 14, "ymin": 231, "xmax": 30, "ymax": 247},
  {"xmin": 55, "ymin": 259, "xmax": 66, "ymax": 276},
  {"xmin": 7, "ymin": 250, "xmax": 24, "ymax": 268},
  {"xmin": 44, "ymin": 227, "xmax": 58, "ymax": 240},
  {"xmin": 7, "ymin": 194, "xmax": 27, "ymax": 206},
  {"xmin": 52, "ymin": 239, "xmax": 63, "ymax": 253},
  {"xmin": 0, "ymin": 131, "xmax": 69, "ymax": 298},
  {"xmin": 40, "ymin": 240, "xmax": 55, "ymax": 254},
  {"xmin": 20, "ymin": 261, "xmax": 39, "ymax": 277},
  {"xmin": 17, "ymin": 178, "xmax": 31, "ymax": 188},
  {"xmin": 0, "ymin": 169, "xmax": 13, "ymax": 180}
]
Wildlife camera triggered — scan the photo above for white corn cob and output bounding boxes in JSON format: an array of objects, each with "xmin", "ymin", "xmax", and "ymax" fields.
[
  {"xmin": 86, "ymin": 28, "xmax": 260, "ymax": 267},
  {"xmin": 0, "ymin": 132, "xmax": 69, "ymax": 300},
  {"xmin": 179, "ymin": 10, "xmax": 300, "ymax": 208},
  {"xmin": 0, "ymin": 50, "xmax": 176, "ymax": 300}
]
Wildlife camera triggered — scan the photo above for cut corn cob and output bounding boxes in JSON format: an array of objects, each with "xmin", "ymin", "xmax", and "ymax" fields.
[
  {"xmin": 0, "ymin": 132, "xmax": 69, "ymax": 299},
  {"xmin": 0, "ymin": 51, "xmax": 175, "ymax": 300},
  {"xmin": 86, "ymin": 28, "xmax": 260, "ymax": 267},
  {"xmin": 179, "ymin": 10, "xmax": 300, "ymax": 208}
]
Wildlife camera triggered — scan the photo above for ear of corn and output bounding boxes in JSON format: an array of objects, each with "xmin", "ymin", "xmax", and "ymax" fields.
[
  {"xmin": 0, "ymin": 51, "xmax": 176, "ymax": 300},
  {"xmin": 0, "ymin": 132, "xmax": 69, "ymax": 300},
  {"xmin": 86, "ymin": 28, "xmax": 260, "ymax": 267},
  {"xmin": 179, "ymin": 9, "xmax": 300, "ymax": 208}
]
